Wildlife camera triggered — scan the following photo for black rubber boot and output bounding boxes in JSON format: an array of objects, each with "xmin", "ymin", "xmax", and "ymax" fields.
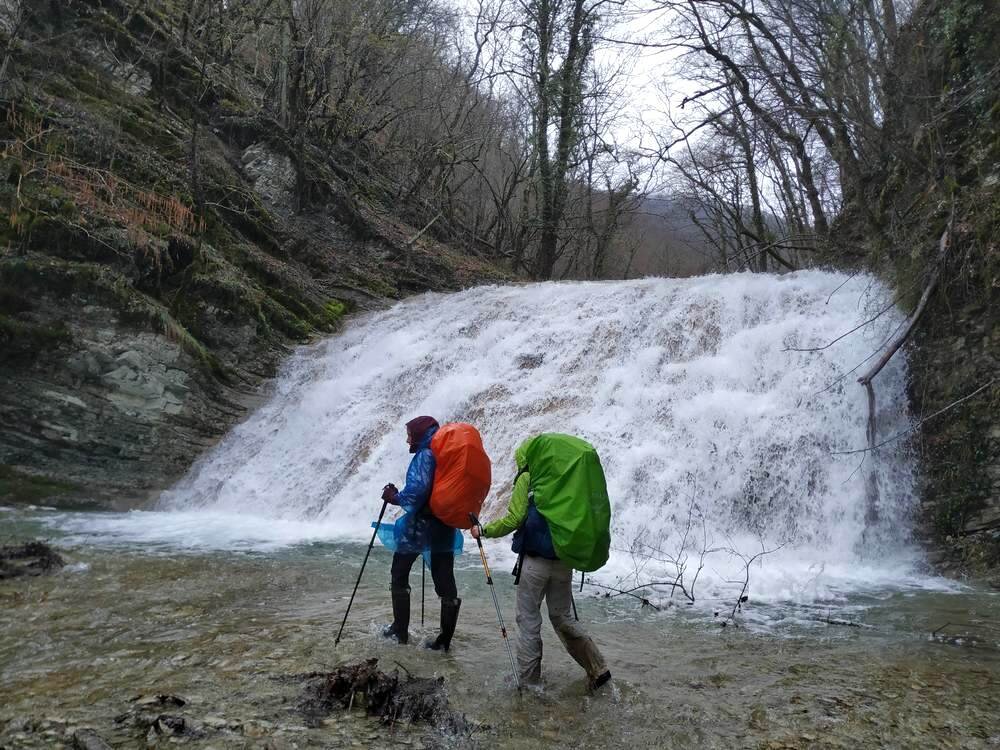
[
  {"xmin": 424, "ymin": 597, "xmax": 461, "ymax": 652},
  {"xmin": 382, "ymin": 588, "xmax": 410, "ymax": 644}
]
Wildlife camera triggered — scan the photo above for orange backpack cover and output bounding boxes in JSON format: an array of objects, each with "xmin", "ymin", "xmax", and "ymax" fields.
[{"xmin": 429, "ymin": 423, "xmax": 492, "ymax": 529}]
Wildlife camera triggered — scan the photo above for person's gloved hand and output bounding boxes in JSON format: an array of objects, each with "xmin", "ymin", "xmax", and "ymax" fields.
[{"xmin": 381, "ymin": 483, "xmax": 399, "ymax": 504}]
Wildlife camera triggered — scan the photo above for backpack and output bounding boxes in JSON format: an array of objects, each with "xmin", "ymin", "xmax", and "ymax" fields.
[
  {"xmin": 428, "ymin": 423, "xmax": 492, "ymax": 529},
  {"xmin": 519, "ymin": 433, "xmax": 611, "ymax": 572}
]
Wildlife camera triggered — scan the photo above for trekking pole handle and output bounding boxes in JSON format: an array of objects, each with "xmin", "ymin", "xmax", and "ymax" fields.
[{"xmin": 469, "ymin": 513, "xmax": 493, "ymax": 583}]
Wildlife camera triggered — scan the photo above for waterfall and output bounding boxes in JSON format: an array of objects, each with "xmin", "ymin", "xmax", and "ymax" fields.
[{"xmin": 158, "ymin": 272, "xmax": 927, "ymax": 602}]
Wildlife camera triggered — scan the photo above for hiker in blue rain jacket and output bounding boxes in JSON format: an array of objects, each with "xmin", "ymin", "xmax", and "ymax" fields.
[{"xmin": 380, "ymin": 416, "xmax": 461, "ymax": 649}]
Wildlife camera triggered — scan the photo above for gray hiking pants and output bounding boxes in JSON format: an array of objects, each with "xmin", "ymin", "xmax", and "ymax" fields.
[{"xmin": 515, "ymin": 555, "xmax": 608, "ymax": 685}]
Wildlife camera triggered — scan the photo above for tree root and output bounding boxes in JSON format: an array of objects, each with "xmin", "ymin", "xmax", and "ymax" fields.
[{"xmin": 298, "ymin": 659, "xmax": 477, "ymax": 734}]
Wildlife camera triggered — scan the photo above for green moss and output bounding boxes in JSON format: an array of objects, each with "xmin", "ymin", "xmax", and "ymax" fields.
[
  {"xmin": 0, "ymin": 314, "xmax": 71, "ymax": 354},
  {"xmin": 260, "ymin": 296, "xmax": 311, "ymax": 340},
  {"xmin": 0, "ymin": 257, "xmax": 223, "ymax": 377},
  {"xmin": 322, "ymin": 299, "xmax": 347, "ymax": 327},
  {"xmin": 347, "ymin": 267, "xmax": 397, "ymax": 298},
  {"xmin": 190, "ymin": 271, "xmax": 266, "ymax": 320},
  {"xmin": 0, "ymin": 465, "xmax": 78, "ymax": 504},
  {"xmin": 218, "ymin": 96, "xmax": 250, "ymax": 116}
]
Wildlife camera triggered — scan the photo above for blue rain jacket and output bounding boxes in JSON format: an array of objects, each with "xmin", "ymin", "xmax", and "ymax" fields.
[{"xmin": 390, "ymin": 425, "xmax": 461, "ymax": 555}]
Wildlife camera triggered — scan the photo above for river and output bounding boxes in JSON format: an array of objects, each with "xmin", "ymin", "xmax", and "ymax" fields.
[{"xmin": 1, "ymin": 507, "xmax": 998, "ymax": 748}]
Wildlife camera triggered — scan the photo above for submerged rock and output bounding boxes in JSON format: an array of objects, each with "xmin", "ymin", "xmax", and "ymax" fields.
[
  {"xmin": 0, "ymin": 541, "xmax": 65, "ymax": 579},
  {"xmin": 71, "ymin": 728, "xmax": 112, "ymax": 750},
  {"xmin": 114, "ymin": 694, "xmax": 204, "ymax": 744}
]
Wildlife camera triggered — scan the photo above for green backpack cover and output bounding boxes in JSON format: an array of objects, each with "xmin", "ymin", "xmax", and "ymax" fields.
[{"xmin": 518, "ymin": 433, "xmax": 611, "ymax": 572}]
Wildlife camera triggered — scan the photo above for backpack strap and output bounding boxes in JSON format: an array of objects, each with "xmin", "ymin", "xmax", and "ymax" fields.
[{"xmin": 511, "ymin": 465, "xmax": 530, "ymax": 585}]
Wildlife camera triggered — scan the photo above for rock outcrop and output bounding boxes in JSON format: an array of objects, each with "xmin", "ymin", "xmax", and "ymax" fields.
[{"xmin": 0, "ymin": 0, "xmax": 511, "ymax": 507}]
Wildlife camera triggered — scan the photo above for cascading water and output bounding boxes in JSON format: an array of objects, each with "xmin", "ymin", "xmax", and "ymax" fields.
[
  {"xmin": 146, "ymin": 271, "xmax": 937, "ymax": 608},
  {"xmin": 9, "ymin": 271, "xmax": 999, "ymax": 750}
]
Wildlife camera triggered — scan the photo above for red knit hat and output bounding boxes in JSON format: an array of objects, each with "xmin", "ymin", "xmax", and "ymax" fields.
[{"xmin": 405, "ymin": 416, "xmax": 439, "ymax": 451}]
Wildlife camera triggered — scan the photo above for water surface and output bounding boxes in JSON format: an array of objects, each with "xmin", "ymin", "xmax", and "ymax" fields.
[{"xmin": 2, "ymin": 508, "xmax": 998, "ymax": 749}]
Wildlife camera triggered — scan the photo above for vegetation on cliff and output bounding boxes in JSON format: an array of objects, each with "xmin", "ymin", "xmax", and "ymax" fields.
[{"xmin": 0, "ymin": 0, "xmax": 510, "ymax": 505}]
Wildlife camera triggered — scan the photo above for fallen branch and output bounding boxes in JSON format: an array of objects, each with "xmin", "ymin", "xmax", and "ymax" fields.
[
  {"xmin": 858, "ymin": 208, "xmax": 954, "ymax": 387},
  {"xmin": 853, "ymin": 205, "xmax": 955, "ymax": 529},
  {"xmin": 405, "ymin": 211, "xmax": 443, "ymax": 247},
  {"xmin": 297, "ymin": 659, "xmax": 476, "ymax": 733},
  {"xmin": 720, "ymin": 540, "xmax": 786, "ymax": 627},
  {"xmin": 812, "ymin": 616, "xmax": 877, "ymax": 630},
  {"xmin": 583, "ymin": 579, "xmax": 663, "ymax": 610},
  {"xmin": 783, "ymin": 296, "xmax": 898, "ymax": 352},
  {"xmin": 831, "ymin": 378, "xmax": 996, "ymax": 455}
]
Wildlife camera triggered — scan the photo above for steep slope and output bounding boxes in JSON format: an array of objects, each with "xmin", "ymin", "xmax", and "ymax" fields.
[{"xmin": 0, "ymin": 0, "xmax": 511, "ymax": 507}]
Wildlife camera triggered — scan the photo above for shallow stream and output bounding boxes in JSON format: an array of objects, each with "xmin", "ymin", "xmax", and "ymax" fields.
[{"xmin": 2, "ymin": 507, "xmax": 999, "ymax": 750}]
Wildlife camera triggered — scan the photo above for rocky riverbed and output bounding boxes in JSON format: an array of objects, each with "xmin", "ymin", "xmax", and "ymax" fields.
[{"xmin": 2, "ymin": 509, "xmax": 999, "ymax": 749}]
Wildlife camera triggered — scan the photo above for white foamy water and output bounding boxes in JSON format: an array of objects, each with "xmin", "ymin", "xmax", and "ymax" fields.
[{"xmin": 62, "ymin": 272, "xmax": 950, "ymax": 604}]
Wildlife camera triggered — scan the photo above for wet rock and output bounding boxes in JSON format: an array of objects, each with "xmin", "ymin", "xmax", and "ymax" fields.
[
  {"xmin": 749, "ymin": 705, "xmax": 769, "ymax": 730},
  {"xmin": 115, "ymin": 694, "xmax": 203, "ymax": 744},
  {"xmin": 153, "ymin": 715, "xmax": 186, "ymax": 736},
  {"xmin": 71, "ymin": 728, "xmax": 112, "ymax": 750},
  {"xmin": 5, "ymin": 716, "xmax": 35, "ymax": 733},
  {"xmin": 0, "ymin": 541, "xmax": 65, "ymax": 579},
  {"xmin": 65, "ymin": 351, "xmax": 104, "ymax": 382},
  {"xmin": 241, "ymin": 143, "xmax": 296, "ymax": 214},
  {"xmin": 130, "ymin": 695, "xmax": 187, "ymax": 709},
  {"xmin": 242, "ymin": 720, "xmax": 274, "ymax": 738},
  {"xmin": 516, "ymin": 353, "xmax": 545, "ymax": 370}
]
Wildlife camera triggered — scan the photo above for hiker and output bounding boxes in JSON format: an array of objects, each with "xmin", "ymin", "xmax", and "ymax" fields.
[
  {"xmin": 471, "ymin": 434, "xmax": 612, "ymax": 690},
  {"xmin": 381, "ymin": 416, "xmax": 462, "ymax": 650}
]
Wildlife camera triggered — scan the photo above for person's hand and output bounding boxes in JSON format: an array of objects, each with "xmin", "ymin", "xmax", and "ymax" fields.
[
  {"xmin": 470, "ymin": 525, "xmax": 482, "ymax": 539},
  {"xmin": 381, "ymin": 483, "xmax": 399, "ymax": 504}
]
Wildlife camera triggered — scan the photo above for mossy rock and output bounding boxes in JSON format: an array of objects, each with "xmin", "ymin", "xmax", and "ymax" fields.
[
  {"xmin": 321, "ymin": 299, "xmax": 347, "ymax": 327},
  {"xmin": 0, "ymin": 313, "xmax": 72, "ymax": 363},
  {"xmin": 0, "ymin": 255, "xmax": 222, "ymax": 376},
  {"xmin": 0, "ymin": 465, "xmax": 78, "ymax": 505}
]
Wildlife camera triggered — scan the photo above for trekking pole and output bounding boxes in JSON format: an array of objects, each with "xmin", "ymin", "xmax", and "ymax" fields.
[
  {"xmin": 334, "ymin": 499, "xmax": 389, "ymax": 645},
  {"xmin": 470, "ymin": 513, "xmax": 521, "ymax": 692},
  {"xmin": 421, "ymin": 558, "xmax": 426, "ymax": 627},
  {"xmin": 572, "ymin": 571, "xmax": 582, "ymax": 620}
]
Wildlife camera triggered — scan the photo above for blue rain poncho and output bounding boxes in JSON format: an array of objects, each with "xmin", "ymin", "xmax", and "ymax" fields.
[{"xmin": 377, "ymin": 425, "xmax": 462, "ymax": 556}]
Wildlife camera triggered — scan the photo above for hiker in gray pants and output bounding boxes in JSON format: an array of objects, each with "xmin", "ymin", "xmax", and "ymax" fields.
[
  {"xmin": 513, "ymin": 554, "xmax": 608, "ymax": 685},
  {"xmin": 471, "ymin": 441, "xmax": 610, "ymax": 689}
]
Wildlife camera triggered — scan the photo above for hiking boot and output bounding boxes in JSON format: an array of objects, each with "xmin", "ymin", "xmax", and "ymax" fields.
[
  {"xmin": 588, "ymin": 670, "xmax": 612, "ymax": 692},
  {"xmin": 382, "ymin": 587, "xmax": 410, "ymax": 645},
  {"xmin": 424, "ymin": 597, "xmax": 461, "ymax": 652}
]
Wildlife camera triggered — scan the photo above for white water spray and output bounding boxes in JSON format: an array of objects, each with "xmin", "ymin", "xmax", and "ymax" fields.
[{"xmin": 150, "ymin": 272, "xmax": 937, "ymax": 604}]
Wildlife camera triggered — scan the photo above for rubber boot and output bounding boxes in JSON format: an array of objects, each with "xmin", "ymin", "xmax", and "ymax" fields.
[
  {"xmin": 424, "ymin": 597, "xmax": 461, "ymax": 652},
  {"xmin": 382, "ymin": 588, "xmax": 410, "ymax": 644}
]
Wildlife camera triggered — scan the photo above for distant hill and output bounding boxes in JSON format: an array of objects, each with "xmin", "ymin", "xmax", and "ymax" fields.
[{"xmin": 592, "ymin": 194, "xmax": 716, "ymax": 280}]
